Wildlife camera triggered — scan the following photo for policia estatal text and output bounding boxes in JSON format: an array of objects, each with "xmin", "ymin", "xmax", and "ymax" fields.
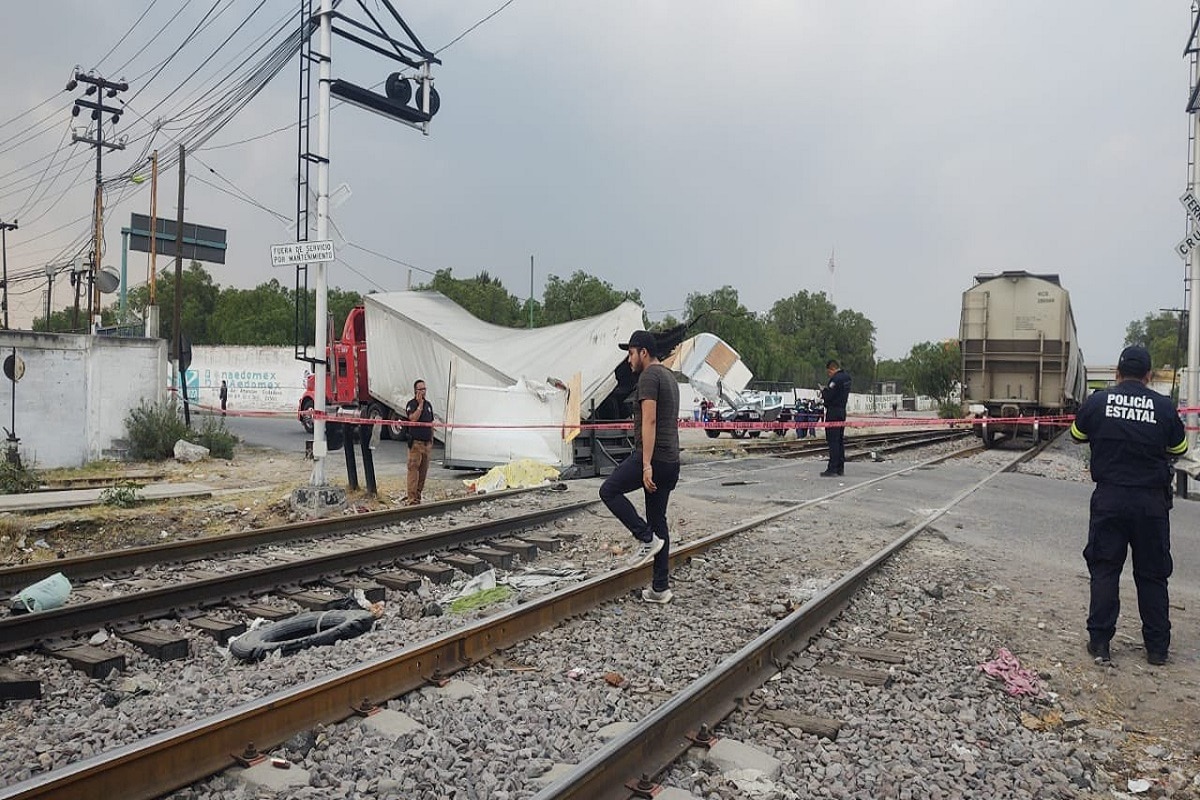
[{"xmin": 1070, "ymin": 345, "xmax": 1187, "ymax": 665}]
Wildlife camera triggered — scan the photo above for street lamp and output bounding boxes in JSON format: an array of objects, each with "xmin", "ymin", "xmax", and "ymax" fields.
[{"xmin": 44, "ymin": 262, "xmax": 60, "ymax": 331}]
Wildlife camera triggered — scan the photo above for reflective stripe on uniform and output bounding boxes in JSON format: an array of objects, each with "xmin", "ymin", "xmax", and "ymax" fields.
[
  {"xmin": 1168, "ymin": 437, "xmax": 1189, "ymax": 456},
  {"xmin": 1070, "ymin": 421, "xmax": 1088, "ymax": 442}
]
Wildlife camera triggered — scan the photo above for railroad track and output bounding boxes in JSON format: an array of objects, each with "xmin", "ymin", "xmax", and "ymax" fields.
[
  {"xmin": 0, "ymin": 443, "xmax": 1040, "ymax": 800},
  {"xmin": 719, "ymin": 426, "xmax": 971, "ymax": 460}
]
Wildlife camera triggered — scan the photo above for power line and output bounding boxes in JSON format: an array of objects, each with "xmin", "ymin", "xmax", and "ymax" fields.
[{"xmin": 436, "ymin": 0, "xmax": 519, "ymax": 54}]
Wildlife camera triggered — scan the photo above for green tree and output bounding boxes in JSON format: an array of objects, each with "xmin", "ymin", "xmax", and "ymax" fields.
[
  {"xmin": 764, "ymin": 290, "xmax": 876, "ymax": 388},
  {"xmin": 125, "ymin": 261, "xmax": 220, "ymax": 345},
  {"xmin": 210, "ymin": 280, "xmax": 294, "ymax": 345},
  {"xmin": 904, "ymin": 340, "xmax": 961, "ymax": 402},
  {"xmin": 541, "ymin": 271, "xmax": 643, "ymax": 325},
  {"xmin": 415, "ymin": 269, "xmax": 524, "ymax": 326},
  {"xmin": 1125, "ymin": 311, "xmax": 1185, "ymax": 368}
]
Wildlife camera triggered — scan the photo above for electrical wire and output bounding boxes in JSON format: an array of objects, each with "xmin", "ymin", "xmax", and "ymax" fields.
[{"xmin": 435, "ymin": 0, "xmax": 518, "ymax": 54}]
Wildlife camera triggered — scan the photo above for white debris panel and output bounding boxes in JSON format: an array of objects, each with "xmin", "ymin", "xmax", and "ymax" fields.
[{"xmin": 362, "ymin": 291, "xmax": 646, "ymax": 466}]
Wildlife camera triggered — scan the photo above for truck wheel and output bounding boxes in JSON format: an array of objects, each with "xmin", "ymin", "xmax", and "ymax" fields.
[
  {"xmin": 300, "ymin": 398, "xmax": 314, "ymax": 434},
  {"xmin": 386, "ymin": 412, "xmax": 405, "ymax": 440},
  {"xmin": 705, "ymin": 428, "xmax": 720, "ymax": 439},
  {"xmin": 731, "ymin": 429, "xmax": 746, "ymax": 439},
  {"xmin": 748, "ymin": 430, "xmax": 761, "ymax": 438},
  {"xmin": 367, "ymin": 403, "xmax": 390, "ymax": 440}
]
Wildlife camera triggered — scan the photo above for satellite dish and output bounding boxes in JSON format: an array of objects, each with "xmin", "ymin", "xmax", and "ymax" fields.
[{"xmin": 96, "ymin": 267, "xmax": 120, "ymax": 294}]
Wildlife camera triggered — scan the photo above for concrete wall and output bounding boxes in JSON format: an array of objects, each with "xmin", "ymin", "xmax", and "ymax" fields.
[
  {"xmin": 186, "ymin": 346, "xmax": 307, "ymax": 413},
  {"xmin": 0, "ymin": 331, "xmax": 167, "ymax": 468}
]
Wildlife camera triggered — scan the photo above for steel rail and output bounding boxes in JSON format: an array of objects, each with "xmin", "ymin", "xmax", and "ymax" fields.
[
  {"xmin": 0, "ymin": 448, "xmax": 1021, "ymax": 800},
  {"xmin": 0, "ymin": 499, "xmax": 594, "ymax": 655},
  {"xmin": 532, "ymin": 446, "xmax": 1034, "ymax": 800},
  {"xmin": 0, "ymin": 487, "xmax": 541, "ymax": 592},
  {"xmin": 0, "ymin": 499, "xmax": 817, "ymax": 800}
]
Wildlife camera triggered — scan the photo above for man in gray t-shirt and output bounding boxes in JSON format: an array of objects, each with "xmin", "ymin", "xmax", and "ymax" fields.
[{"xmin": 599, "ymin": 330, "xmax": 681, "ymax": 604}]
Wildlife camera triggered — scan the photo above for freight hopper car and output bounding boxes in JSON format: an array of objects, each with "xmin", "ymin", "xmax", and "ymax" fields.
[{"xmin": 959, "ymin": 271, "xmax": 1087, "ymax": 447}]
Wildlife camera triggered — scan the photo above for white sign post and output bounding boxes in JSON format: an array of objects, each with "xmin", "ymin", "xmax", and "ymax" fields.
[{"xmin": 270, "ymin": 240, "xmax": 335, "ymax": 267}]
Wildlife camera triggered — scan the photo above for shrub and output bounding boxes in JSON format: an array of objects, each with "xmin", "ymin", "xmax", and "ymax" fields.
[
  {"xmin": 0, "ymin": 455, "xmax": 41, "ymax": 494},
  {"xmin": 938, "ymin": 400, "xmax": 964, "ymax": 419},
  {"xmin": 126, "ymin": 400, "xmax": 240, "ymax": 461},
  {"xmin": 125, "ymin": 399, "xmax": 189, "ymax": 460},
  {"xmin": 99, "ymin": 481, "xmax": 141, "ymax": 508},
  {"xmin": 189, "ymin": 415, "xmax": 238, "ymax": 459}
]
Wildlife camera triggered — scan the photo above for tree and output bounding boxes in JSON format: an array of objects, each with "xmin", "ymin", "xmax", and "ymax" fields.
[
  {"xmin": 541, "ymin": 271, "xmax": 642, "ymax": 325},
  {"xmin": 414, "ymin": 269, "xmax": 524, "ymax": 326},
  {"xmin": 1125, "ymin": 311, "xmax": 1185, "ymax": 368},
  {"xmin": 209, "ymin": 281, "xmax": 294, "ymax": 345},
  {"xmin": 904, "ymin": 340, "xmax": 961, "ymax": 403},
  {"xmin": 124, "ymin": 261, "xmax": 220, "ymax": 345}
]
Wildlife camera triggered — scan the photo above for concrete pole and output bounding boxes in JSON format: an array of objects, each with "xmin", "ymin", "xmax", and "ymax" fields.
[
  {"xmin": 1189, "ymin": 112, "xmax": 1200, "ymax": 451},
  {"xmin": 311, "ymin": 0, "xmax": 333, "ymax": 486}
]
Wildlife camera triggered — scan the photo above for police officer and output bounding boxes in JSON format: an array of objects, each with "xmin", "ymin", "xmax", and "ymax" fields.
[
  {"xmin": 820, "ymin": 359, "xmax": 852, "ymax": 476},
  {"xmin": 1070, "ymin": 345, "xmax": 1187, "ymax": 665}
]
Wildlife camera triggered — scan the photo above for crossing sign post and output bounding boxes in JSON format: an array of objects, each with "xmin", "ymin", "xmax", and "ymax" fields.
[{"xmin": 1176, "ymin": 191, "xmax": 1200, "ymax": 259}]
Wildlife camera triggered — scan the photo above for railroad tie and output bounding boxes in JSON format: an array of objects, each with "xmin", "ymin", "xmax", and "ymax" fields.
[
  {"xmin": 372, "ymin": 571, "xmax": 423, "ymax": 592},
  {"xmin": 119, "ymin": 628, "xmax": 190, "ymax": 662},
  {"xmin": 0, "ymin": 666, "xmax": 41, "ymax": 700},
  {"xmin": 188, "ymin": 615, "xmax": 248, "ymax": 646},
  {"xmin": 440, "ymin": 554, "xmax": 491, "ymax": 576}
]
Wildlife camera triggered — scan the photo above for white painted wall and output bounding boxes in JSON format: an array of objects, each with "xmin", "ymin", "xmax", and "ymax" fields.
[
  {"xmin": 0, "ymin": 331, "xmax": 167, "ymax": 468},
  {"xmin": 186, "ymin": 346, "xmax": 307, "ymax": 413}
]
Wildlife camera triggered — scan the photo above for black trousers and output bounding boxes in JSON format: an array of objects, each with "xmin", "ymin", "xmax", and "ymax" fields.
[
  {"xmin": 825, "ymin": 415, "xmax": 845, "ymax": 473},
  {"xmin": 599, "ymin": 451, "xmax": 680, "ymax": 593},
  {"xmin": 1084, "ymin": 484, "xmax": 1173, "ymax": 654}
]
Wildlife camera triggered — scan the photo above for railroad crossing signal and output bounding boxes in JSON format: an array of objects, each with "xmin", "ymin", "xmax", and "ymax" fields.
[{"xmin": 1176, "ymin": 191, "xmax": 1200, "ymax": 259}]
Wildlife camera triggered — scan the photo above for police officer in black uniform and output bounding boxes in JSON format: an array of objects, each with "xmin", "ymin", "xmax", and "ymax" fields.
[
  {"xmin": 1070, "ymin": 345, "xmax": 1188, "ymax": 665},
  {"xmin": 820, "ymin": 359, "xmax": 852, "ymax": 477}
]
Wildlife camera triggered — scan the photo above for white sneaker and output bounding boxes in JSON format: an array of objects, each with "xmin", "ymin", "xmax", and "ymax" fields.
[
  {"xmin": 628, "ymin": 535, "xmax": 664, "ymax": 567},
  {"xmin": 641, "ymin": 587, "xmax": 673, "ymax": 604}
]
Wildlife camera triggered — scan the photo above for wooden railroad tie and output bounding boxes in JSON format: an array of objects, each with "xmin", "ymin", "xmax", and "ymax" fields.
[
  {"xmin": 759, "ymin": 708, "xmax": 844, "ymax": 740},
  {"xmin": 818, "ymin": 663, "xmax": 893, "ymax": 687}
]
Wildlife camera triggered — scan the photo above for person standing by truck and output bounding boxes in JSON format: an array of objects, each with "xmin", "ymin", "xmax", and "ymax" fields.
[{"xmin": 405, "ymin": 379, "xmax": 435, "ymax": 505}]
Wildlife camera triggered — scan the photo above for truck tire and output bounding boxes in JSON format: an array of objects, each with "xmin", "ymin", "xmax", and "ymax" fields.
[
  {"xmin": 705, "ymin": 428, "xmax": 721, "ymax": 439},
  {"xmin": 300, "ymin": 398, "xmax": 314, "ymax": 434},
  {"xmin": 386, "ymin": 410, "xmax": 406, "ymax": 441}
]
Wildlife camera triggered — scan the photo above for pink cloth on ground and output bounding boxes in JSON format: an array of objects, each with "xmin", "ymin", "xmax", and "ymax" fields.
[{"xmin": 978, "ymin": 647, "xmax": 1042, "ymax": 697}]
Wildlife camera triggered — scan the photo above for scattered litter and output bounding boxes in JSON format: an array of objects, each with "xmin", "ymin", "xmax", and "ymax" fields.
[
  {"xmin": 1127, "ymin": 778, "xmax": 1151, "ymax": 793},
  {"xmin": 351, "ymin": 588, "xmax": 386, "ymax": 618},
  {"xmin": 89, "ymin": 629, "xmax": 110, "ymax": 646},
  {"xmin": 447, "ymin": 586, "xmax": 513, "ymax": 614},
  {"xmin": 503, "ymin": 566, "xmax": 586, "ymax": 590},
  {"xmin": 464, "ymin": 459, "xmax": 560, "ymax": 493},
  {"xmin": 567, "ymin": 668, "xmax": 587, "ymax": 680},
  {"xmin": 603, "ymin": 671, "xmax": 625, "ymax": 687},
  {"xmin": 978, "ymin": 647, "xmax": 1041, "ymax": 697},
  {"xmin": 1020, "ymin": 710, "xmax": 1062, "ymax": 731},
  {"xmin": 271, "ymin": 758, "xmax": 291, "ymax": 770},
  {"xmin": 10, "ymin": 572, "xmax": 72, "ymax": 614}
]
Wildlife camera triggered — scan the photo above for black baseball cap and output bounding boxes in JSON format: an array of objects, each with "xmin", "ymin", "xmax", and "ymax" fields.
[
  {"xmin": 1117, "ymin": 345, "xmax": 1152, "ymax": 377},
  {"xmin": 618, "ymin": 330, "xmax": 656, "ymax": 352}
]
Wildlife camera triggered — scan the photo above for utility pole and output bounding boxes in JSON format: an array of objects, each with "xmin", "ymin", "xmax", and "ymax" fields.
[
  {"xmin": 310, "ymin": 0, "xmax": 333, "ymax": 486},
  {"xmin": 173, "ymin": 144, "xmax": 190, "ymax": 428},
  {"xmin": 67, "ymin": 70, "xmax": 127, "ymax": 329},
  {"xmin": 529, "ymin": 254, "xmax": 534, "ymax": 329},
  {"xmin": 149, "ymin": 149, "xmax": 158, "ymax": 303},
  {"xmin": 0, "ymin": 219, "xmax": 16, "ymax": 329}
]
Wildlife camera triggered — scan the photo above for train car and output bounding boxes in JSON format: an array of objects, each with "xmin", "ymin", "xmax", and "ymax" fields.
[{"xmin": 959, "ymin": 271, "xmax": 1087, "ymax": 447}]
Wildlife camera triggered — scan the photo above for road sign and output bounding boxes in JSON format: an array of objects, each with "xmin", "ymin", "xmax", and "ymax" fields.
[
  {"xmin": 1183, "ymin": 191, "xmax": 1200, "ymax": 226},
  {"xmin": 270, "ymin": 240, "xmax": 334, "ymax": 267}
]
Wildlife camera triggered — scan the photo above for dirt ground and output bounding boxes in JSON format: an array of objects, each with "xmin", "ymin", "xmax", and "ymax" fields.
[{"xmin": 0, "ymin": 444, "xmax": 469, "ymax": 566}]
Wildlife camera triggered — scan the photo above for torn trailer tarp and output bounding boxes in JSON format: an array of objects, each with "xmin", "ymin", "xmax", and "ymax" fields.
[{"xmin": 362, "ymin": 292, "xmax": 645, "ymax": 467}]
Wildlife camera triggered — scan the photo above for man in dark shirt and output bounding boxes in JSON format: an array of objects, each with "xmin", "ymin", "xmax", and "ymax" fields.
[
  {"xmin": 404, "ymin": 379, "xmax": 435, "ymax": 505},
  {"xmin": 600, "ymin": 329, "xmax": 681, "ymax": 603},
  {"xmin": 820, "ymin": 359, "xmax": 852, "ymax": 476},
  {"xmin": 1070, "ymin": 345, "xmax": 1188, "ymax": 665}
]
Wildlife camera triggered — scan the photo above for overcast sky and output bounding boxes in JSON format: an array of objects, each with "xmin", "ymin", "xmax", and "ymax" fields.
[{"xmin": 0, "ymin": 1, "xmax": 1195, "ymax": 364}]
